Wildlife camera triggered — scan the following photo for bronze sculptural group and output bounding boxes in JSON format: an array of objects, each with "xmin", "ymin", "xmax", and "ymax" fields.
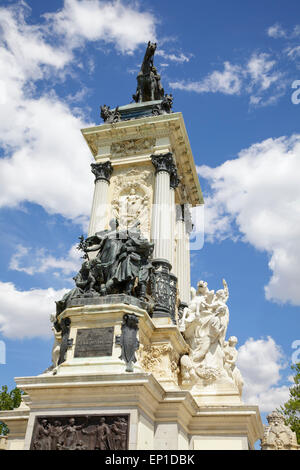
[
  {"xmin": 31, "ymin": 415, "xmax": 128, "ymax": 451},
  {"xmin": 100, "ymin": 41, "xmax": 173, "ymax": 123},
  {"xmin": 132, "ymin": 41, "xmax": 165, "ymax": 103},
  {"xmin": 56, "ymin": 219, "xmax": 154, "ymax": 316}
]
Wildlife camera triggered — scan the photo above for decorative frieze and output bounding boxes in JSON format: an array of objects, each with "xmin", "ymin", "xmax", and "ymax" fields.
[
  {"xmin": 111, "ymin": 137, "xmax": 155, "ymax": 156},
  {"xmin": 30, "ymin": 414, "xmax": 129, "ymax": 450}
]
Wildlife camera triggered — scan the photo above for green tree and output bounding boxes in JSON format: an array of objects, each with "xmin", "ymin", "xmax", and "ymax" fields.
[
  {"xmin": 279, "ymin": 363, "xmax": 300, "ymax": 444},
  {"xmin": 0, "ymin": 385, "xmax": 23, "ymax": 436}
]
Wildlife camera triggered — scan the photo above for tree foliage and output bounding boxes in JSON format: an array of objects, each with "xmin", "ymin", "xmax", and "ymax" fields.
[
  {"xmin": 279, "ymin": 363, "xmax": 300, "ymax": 444},
  {"xmin": 0, "ymin": 385, "xmax": 23, "ymax": 436}
]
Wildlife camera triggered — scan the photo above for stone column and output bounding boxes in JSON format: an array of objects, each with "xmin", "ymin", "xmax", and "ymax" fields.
[
  {"xmin": 176, "ymin": 204, "xmax": 193, "ymax": 311},
  {"xmin": 151, "ymin": 152, "xmax": 178, "ymax": 264},
  {"xmin": 150, "ymin": 153, "xmax": 178, "ymax": 323},
  {"xmin": 88, "ymin": 161, "xmax": 113, "ymax": 237},
  {"xmin": 151, "ymin": 153, "xmax": 174, "ymax": 264},
  {"xmin": 170, "ymin": 165, "xmax": 180, "ymax": 273}
]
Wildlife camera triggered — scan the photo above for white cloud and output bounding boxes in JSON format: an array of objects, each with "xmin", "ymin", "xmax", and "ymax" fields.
[
  {"xmin": 267, "ymin": 23, "xmax": 300, "ymax": 40},
  {"xmin": 198, "ymin": 134, "xmax": 300, "ymax": 305},
  {"xmin": 45, "ymin": 0, "xmax": 157, "ymax": 53},
  {"xmin": 237, "ymin": 337, "xmax": 290, "ymax": 412},
  {"xmin": 170, "ymin": 61, "xmax": 242, "ymax": 95},
  {"xmin": 170, "ymin": 53, "xmax": 285, "ymax": 106},
  {"xmin": 156, "ymin": 49, "xmax": 191, "ymax": 64},
  {"xmin": 287, "ymin": 45, "xmax": 300, "ymax": 59},
  {"xmin": 9, "ymin": 244, "xmax": 82, "ymax": 277},
  {"xmin": 0, "ymin": 1, "xmax": 158, "ymax": 224},
  {"xmin": 267, "ymin": 23, "xmax": 287, "ymax": 39},
  {"xmin": 247, "ymin": 53, "xmax": 278, "ymax": 91},
  {"xmin": 0, "ymin": 281, "xmax": 68, "ymax": 338}
]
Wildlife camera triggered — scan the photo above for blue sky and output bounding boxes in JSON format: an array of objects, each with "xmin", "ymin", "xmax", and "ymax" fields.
[{"xmin": 0, "ymin": 0, "xmax": 300, "ymax": 433}]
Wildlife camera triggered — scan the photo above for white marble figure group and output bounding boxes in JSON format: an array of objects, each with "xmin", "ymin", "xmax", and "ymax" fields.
[{"xmin": 179, "ymin": 279, "xmax": 243, "ymax": 393}]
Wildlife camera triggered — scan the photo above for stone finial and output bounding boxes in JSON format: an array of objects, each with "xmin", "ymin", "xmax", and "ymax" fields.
[
  {"xmin": 91, "ymin": 161, "xmax": 113, "ymax": 183},
  {"xmin": 261, "ymin": 411, "xmax": 300, "ymax": 450}
]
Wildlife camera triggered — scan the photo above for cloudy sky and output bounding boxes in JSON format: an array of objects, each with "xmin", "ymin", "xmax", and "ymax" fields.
[{"xmin": 0, "ymin": 0, "xmax": 299, "ymax": 434}]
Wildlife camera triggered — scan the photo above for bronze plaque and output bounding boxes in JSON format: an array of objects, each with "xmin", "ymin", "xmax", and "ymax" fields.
[
  {"xmin": 74, "ymin": 327, "xmax": 114, "ymax": 358},
  {"xmin": 30, "ymin": 414, "xmax": 129, "ymax": 450}
]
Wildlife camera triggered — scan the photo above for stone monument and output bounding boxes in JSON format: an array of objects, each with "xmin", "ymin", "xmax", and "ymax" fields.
[
  {"xmin": 0, "ymin": 42, "xmax": 263, "ymax": 450},
  {"xmin": 260, "ymin": 411, "xmax": 299, "ymax": 451}
]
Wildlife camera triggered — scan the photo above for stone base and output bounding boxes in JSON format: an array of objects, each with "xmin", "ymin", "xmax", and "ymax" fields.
[
  {"xmin": 1, "ymin": 372, "xmax": 263, "ymax": 450},
  {"xmin": 0, "ymin": 301, "xmax": 263, "ymax": 450}
]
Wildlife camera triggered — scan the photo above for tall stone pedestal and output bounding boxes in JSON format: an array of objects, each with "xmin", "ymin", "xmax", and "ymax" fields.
[
  {"xmin": 1, "ymin": 300, "xmax": 263, "ymax": 450},
  {"xmin": 3, "ymin": 375, "xmax": 262, "ymax": 450}
]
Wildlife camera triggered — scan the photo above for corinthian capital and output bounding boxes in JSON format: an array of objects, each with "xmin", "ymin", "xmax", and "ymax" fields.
[
  {"xmin": 151, "ymin": 152, "xmax": 175, "ymax": 175},
  {"xmin": 91, "ymin": 161, "xmax": 113, "ymax": 183}
]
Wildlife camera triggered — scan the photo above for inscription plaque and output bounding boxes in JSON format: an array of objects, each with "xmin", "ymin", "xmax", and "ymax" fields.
[{"xmin": 74, "ymin": 327, "xmax": 114, "ymax": 358}]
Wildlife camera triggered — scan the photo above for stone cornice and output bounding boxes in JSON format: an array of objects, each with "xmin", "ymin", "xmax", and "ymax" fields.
[{"xmin": 81, "ymin": 112, "xmax": 204, "ymax": 207}]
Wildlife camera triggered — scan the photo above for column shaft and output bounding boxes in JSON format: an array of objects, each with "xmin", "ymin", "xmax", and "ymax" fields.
[
  {"xmin": 88, "ymin": 179, "xmax": 110, "ymax": 236},
  {"xmin": 151, "ymin": 170, "xmax": 171, "ymax": 263}
]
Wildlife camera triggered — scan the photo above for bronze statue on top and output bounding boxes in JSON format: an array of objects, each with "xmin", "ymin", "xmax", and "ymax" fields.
[{"xmin": 133, "ymin": 41, "xmax": 165, "ymax": 103}]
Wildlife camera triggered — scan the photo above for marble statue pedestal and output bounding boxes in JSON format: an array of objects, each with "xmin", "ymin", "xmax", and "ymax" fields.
[
  {"xmin": 0, "ymin": 300, "xmax": 263, "ymax": 450},
  {"xmin": 3, "ymin": 372, "xmax": 263, "ymax": 450}
]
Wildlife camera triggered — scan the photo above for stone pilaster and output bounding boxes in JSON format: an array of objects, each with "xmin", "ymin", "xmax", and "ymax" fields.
[{"xmin": 88, "ymin": 161, "xmax": 113, "ymax": 237}]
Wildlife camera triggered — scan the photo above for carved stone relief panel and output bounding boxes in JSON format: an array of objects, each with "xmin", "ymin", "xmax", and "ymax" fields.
[
  {"xmin": 111, "ymin": 137, "xmax": 155, "ymax": 156},
  {"xmin": 110, "ymin": 166, "xmax": 154, "ymax": 239},
  {"xmin": 139, "ymin": 343, "xmax": 179, "ymax": 383},
  {"xmin": 30, "ymin": 414, "xmax": 129, "ymax": 450}
]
